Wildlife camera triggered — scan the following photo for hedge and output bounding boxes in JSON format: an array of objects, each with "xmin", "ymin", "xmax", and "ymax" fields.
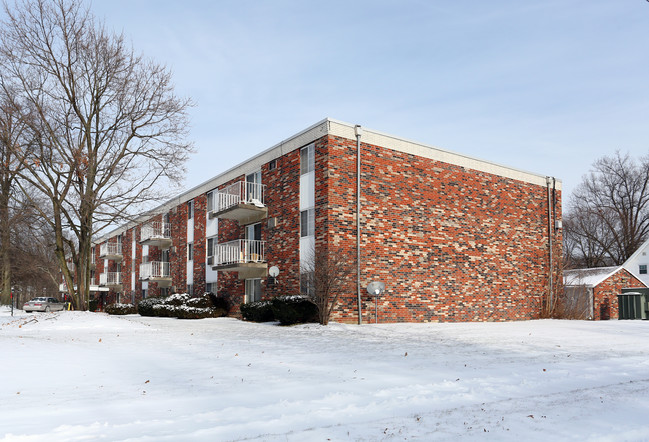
[
  {"xmin": 137, "ymin": 293, "xmax": 228, "ymax": 320},
  {"xmin": 105, "ymin": 303, "xmax": 138, "ymax": 315},
  {"xmin": 271, "ymin": 295, "xmax": 318, "ymax": 325},
  {"xmin": 240, "ymin": 300, "xmax": 274, "ymax": 322}
]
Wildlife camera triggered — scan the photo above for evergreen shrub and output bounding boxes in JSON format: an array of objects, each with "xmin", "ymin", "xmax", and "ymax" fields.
[
  {"xmin": 240, "ymin": 300, "xmax": 274, "ymax": 322},
  {"xmin": 271, "ymin": 295, "xmax": 318, "ymax": 325},
  {"xmin": 105, "ymin": 303, "xmax": 138, "ymax": 315}
]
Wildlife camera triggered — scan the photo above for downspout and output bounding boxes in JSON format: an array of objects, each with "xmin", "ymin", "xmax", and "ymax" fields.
[
  {"xmin": 546, "ymin": 176, "xmax": 555, "ymax": 314},
  {"xmin": 355, "ymin": 125, "xmax": 363, "ymax": 325}
]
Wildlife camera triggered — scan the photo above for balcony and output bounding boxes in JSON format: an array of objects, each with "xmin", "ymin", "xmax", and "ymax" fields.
[
  {"xmin": 140, "ymin": 222, "xmax": 172, "ymax": 249},
  {"xmin": 212, "ymin": 239, "xmax": 267, "ymax": 279},
  {"xmin": 99, "ymin": 242, "xmax": 123, "ymax": 262},
  {"xmin": 209, "ymin": 181, "xmax": 267, "ymax": 224},
  {"xmin": 140, "ymin": 261, "xmax": 172, "ymax": 288},
  {"xmin": 99, "ymin": 272, "xmax": 122, "ymax": 288}
]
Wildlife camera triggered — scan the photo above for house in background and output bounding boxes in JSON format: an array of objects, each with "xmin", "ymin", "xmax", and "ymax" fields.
[
  {"xmin": 564, "ymin": 266, "xmax": 646, "ymax": 320},
  {"xmin": 83, "ymin": 118, "xmax": 563, "ymax": 323},
  {"xmin": 622, "ymin": 239, "xmax": 649, "ymax": 288}
]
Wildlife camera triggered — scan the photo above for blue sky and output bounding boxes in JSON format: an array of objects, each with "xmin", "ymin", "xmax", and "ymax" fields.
[{"xmin": 91, "ymin": 0, "xmax": 649, "ymax": 208}]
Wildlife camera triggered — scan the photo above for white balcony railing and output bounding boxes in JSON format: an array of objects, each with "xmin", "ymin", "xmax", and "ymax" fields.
[
  {"xmin": 99, "ymin": 242, "xmax": 122, "ymax": 257},
  {"xmin": 140, "ymin": 222, "xmax": 171, "ymax": 242},
  {"xmin": 99, "ymin": 272, "xmax": 122, "ymax": 286},
  {"xmin": 211, "ymin": 181, "xmax": 265, "ymax": 214},
  {"xmin": 140, "ymin": 261, "xmax": 171, "ymax": 280},
  {"xmin": 214, "ymin": 239, "xmax": 265, "ymax": 266}
]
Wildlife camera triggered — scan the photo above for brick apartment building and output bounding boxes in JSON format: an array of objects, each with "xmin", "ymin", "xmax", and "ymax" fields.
[{"xmin": 84, "ymin": 118, "xmax": 562, "ymax": 323}]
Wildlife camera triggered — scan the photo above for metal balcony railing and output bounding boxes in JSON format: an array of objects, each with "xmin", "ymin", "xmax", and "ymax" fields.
[
  {"xmin": 99, "ymin": 242, "xmax": 122, "ymax": 258},
  {"xmin": 212, "ymin": 181, "xmax": 265, "ymax": 214},
  {"xmin": 141, "ymin": 222, "xmax": 171, "ymax": 242},
  {"xmin": 213, "ymin": 239, "xmax": 265, "ymax": 266},
  {"xmin": 99, "ymin": 272, "xmax": 122, "ymax": 286},
  {"xmin": 140, "ymin": 261, "xmax": 171, "ymax": 280}
]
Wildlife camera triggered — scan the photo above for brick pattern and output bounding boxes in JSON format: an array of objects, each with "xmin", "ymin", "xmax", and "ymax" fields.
[
  {"xmin": 89, "ymin": 132, "xmax": 562, "ymax": 323},
  {"xmin": 322, "ymin": 135, "xmax": 562, "ymax": 322},
  {"xmin": 592, "ymin": 269, "xmax": 644, "ymax": 320}
]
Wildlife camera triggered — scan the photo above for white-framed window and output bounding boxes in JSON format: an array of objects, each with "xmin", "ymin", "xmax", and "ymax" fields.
[
  {"xmin": 300, "ymin": 271, "xmax": 314, "ymax": 297},
  {"xmin": 207, "ymin": 237, "xmax": 215, "ymax": 258},
  {"xmin": 300, "ymin": 143, "xmax": 314, "ymax": 175},
  {"xmin": 245, "ymin": 278, "xmax": 262, "ymax": 303},
  {"xmin": 187, "ymin": 200, "xmax": 194, "ymax": 220},
  {"xmin": 206, "ymin": 282, "xmax": 216, "ymax": 294},
  {"xmin": 207, "ymin": 190, "xmax": 214, "ymax": 212},
  {"xmin": 187, "ymin": 242, "xmax": 193, "ymax": 261},
  {"xmin": 269, "ymin": 159, "xmax": 277, "ymax": 171},
  {"xmin": 300, "ymin": 208, "xmax": 315, "ymax": 237},
  {"xmin": 640, "ymin": 264, "xmax": 647, "ymax": 275},
  {"xmin": 187, "ymin": 284, "xmax": 193, "ymax": 296}
]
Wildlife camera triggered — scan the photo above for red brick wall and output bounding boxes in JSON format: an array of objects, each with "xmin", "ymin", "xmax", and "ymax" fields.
[
  {"xmin": 322, "ymin": 135, "xmax": 562, "ymax": 322},
  {"xmin": 93, "ymin": 132, "xmax": 562, "ymax": 323},
  {"xmin": 593, "ymin": 269, "xmax": 644, "ymax": 320}
]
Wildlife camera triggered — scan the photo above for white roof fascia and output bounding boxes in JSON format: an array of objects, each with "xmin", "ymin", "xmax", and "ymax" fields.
[
  {"xmin": 95, "ymin": 117, "xmax": 562, "ymax": 243},
  {"xmin": 327, "ymin": 119, "xmax": 562, "ymax": 190}
]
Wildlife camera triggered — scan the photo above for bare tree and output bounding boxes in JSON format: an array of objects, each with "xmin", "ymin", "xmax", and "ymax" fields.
[
  {"xmin": 0, "ymin": 0, "xmax": 193, "ymax": 309},
  {"xmin": 564, "ymin": 151, "xmax": 649, "ymax": 267},
  {"xmin": 301, "ymin": 245, "xmax": 354, "ymax": 325},
  {"xmin": 0, "ymin": 85, "xmax": 30, "ymax": 304}
]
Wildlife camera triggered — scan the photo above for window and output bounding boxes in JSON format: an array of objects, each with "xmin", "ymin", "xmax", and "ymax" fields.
[
  {"xmin": 269, "ymin": 159, "xmax": 277, "ymax": 171},
  {"xmin": 142, "ymin": 289, "xmax": 147, "ymax": 299},
  {"xmin": 207, "ymin": 237, "xmax": 215, "ymax": 257},
  {"xmin": 206, "ymin": 282, "xmax": 216, "ymax": 294},
  {"xmin": 245, "ymin": 278, "xmax": 262, "ymax": 303},
  {"xmin": 187, "ymin": 200, "xmax": 194, "ymax": 220},
  {"xmin": 300, "ymin": 271, "xmax": 314, "ymax": 297},
  {"xmin": 300, "ymin": 208, "xmax": 315, "ymax": 237},
  {"xmin": 300, "ymin": 144, "xmax": 314, "ymax": 175},
  {"xmin": 207, "ymin": 190, "xmax": 214, "ymax": 212},
  {"xmin": 640, "ymin": 265, "xmax": 647, "ymax": 275},
  {"xmin": 187, "ymin": 284, "xmax": 193, "ymax": 296},
  {"xmin": 187, "ymin": 242, "xmax": 193, "ymax": 261}
]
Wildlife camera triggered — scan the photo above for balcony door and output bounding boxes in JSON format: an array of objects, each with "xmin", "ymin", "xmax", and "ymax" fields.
[
  {"xmin": 245, "ymin": 223, "xmax": 262, "ymax": 262},
  {"xmin": 246, "ymin": 171, "xmax": 262, "ymax": 203}
]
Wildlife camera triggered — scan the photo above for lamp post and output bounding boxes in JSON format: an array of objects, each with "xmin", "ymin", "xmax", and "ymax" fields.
[{"xmin": 366, "ymin": 281, "xmax": 385, "ymax": 324}]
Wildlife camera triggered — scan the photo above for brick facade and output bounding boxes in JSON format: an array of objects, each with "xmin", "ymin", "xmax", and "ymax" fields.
[{"xmin": 87, "ymin": 118, "xmax": 563, "ymax": 322}]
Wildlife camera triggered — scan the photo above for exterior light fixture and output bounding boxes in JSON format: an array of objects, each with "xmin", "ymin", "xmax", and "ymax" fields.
[{"xmin": 366, "ymin": 281, "xmax": 385, "ymax": 324}]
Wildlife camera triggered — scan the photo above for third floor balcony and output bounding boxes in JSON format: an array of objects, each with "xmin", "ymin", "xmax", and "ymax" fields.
[
  {"xmin": 209, "ymin": 181, "xmax": 267, "ymax": 224},
  {"xmin": 140, "ymin": 222, "xmax": 172, "ymax": 249},
  {"xmin": 99, "ymin": 242, "xmax": 123, "ymax": 262}
]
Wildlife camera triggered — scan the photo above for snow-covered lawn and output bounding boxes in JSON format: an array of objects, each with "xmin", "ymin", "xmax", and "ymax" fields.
[{"xmin": 2, "ymin": 307, "xmax": 649, "ymax": 441}]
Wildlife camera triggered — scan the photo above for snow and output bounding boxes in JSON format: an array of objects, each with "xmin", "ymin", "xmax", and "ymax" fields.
[{"xmin": 2, "ymin": 307, "xmax": 649, "ymax": 441}]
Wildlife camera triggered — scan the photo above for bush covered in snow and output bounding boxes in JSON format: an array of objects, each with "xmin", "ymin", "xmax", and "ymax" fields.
[
  {"xmin": 271, "ymin": 295, "xmax": 318, "ymax": 325},
  {"xmin": 105, "ymin": 303, "xmax": 137, "ymax": 315},
  {"xmin": 137, "ymin": 297, "xmax": 166, "ymax": 317},
  {"xmin": 240, "ymin": 300, "xmax": 274, "ymax": 322},
  {"xmin": 139, "ymin": 293, "xmax": 228, "ymax": 320}
]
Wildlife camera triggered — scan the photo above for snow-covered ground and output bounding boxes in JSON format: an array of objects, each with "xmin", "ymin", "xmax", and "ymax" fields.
[{"xmin": 2, "ymin": 307, "xmax": 649, "ymax": 441}]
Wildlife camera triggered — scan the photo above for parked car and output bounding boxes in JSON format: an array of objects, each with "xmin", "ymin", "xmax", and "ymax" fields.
[{"xmin": 23, "ymin": 297, "xmax": 65, "ymax": 313}]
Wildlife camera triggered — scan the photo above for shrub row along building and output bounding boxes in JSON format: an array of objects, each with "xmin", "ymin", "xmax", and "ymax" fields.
[{"xmin": 76, "ymin": 118, "xmax": 563, "ymax": 322}]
